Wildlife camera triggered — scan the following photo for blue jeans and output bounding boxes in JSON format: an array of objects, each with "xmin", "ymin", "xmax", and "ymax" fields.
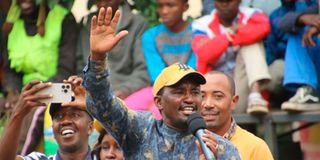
[
  {"xmin": 284, "ymin": 29, "xmax": 320, "ymax": 93},
  {"xmin": 202, "ymin": 0, "xmax": 215, "ymax": 15}
]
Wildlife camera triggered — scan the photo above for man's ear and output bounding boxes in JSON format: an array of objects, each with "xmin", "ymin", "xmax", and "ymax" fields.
[
  {"xmin": 154, "ymin": 96, "xmax": 163, "ymax": 110},
  {"xmin": 230, "ymin": 95, "xmax": 239, "ymax": 111},
  {"xmin": 88, "ymin": 120, "xmax": 94, "ymax": 135}
]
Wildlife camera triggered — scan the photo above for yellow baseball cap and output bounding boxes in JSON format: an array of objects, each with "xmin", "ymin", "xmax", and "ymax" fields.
[{"xmin": 153, "ymin": 63, "xmax": 206, "ymax": 96}]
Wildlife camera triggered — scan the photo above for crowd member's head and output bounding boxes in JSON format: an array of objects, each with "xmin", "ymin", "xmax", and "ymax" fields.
[
  {"xmin": 3, "ymin": 0, "xmax": 47, "ymax": 35},
  {"xmin": 0, "ymin": 79, "xmax": 94, "ymax": 160},
  {"xmin": 17, "ymin": 0, "xmax": 37, "ymax": 16},
  {"xmin": 157, "ymin": 0, "xmax": 189, "ymax": 31},
  {"xmin": 200, "ymin": 71, "xmax": 239, "ymax": 135},
  {"xmin": 214, "ymin": 0, "xmax": 241, "ymax": 26},
  {"xmin": 153, "ymin": 63, "xmax": 206, "ymax": 131},
  {"xmin": 93, "ymin": 121, "xmax": 124, "ymax": 160},
  {"xmin": 49, "ymin": 103, "xmax": 94, "ymax": 153}
]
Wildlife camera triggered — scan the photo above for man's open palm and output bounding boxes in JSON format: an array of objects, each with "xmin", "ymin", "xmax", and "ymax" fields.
[{"xmin": 90, "ymin": 7, "xmax": 128, "ymax": 59}]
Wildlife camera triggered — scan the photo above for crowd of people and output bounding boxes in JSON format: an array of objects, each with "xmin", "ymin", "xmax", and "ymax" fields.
[{"xmin": 0, "ymin": 0, "xmax": 319, "ymax": 159}]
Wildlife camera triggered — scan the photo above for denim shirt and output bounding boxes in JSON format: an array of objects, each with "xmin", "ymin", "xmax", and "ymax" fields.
[{"xmin": 83, "ymin": 59, "xmax": 241, "ymax": 160}]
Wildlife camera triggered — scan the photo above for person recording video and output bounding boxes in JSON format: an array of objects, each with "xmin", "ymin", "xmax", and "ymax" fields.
[{"xmin": 0, "ymin": 79, "xmax": 94, "ymax": 160}]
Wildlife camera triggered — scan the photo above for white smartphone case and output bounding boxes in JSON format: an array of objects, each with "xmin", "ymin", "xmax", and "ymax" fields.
[{"xmin": 35, "ymin": 83, "xmax": 73, "ymax": 105}]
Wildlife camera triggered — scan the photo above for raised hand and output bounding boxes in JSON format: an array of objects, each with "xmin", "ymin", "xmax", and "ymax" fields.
[
  {"xmin": 11, "ymin": 81, "xmax": 52, "ymax": 118},
  {"xmin": 61, "ymin": 76, "xmax": 86, "ymax": 110},
  {"xmin": 90, "ymin": 7, "xmax": 128, "ymax": 60},
  {"xmin": 0, "ymin": 81, "xmax": 51, "ymax": 160}
]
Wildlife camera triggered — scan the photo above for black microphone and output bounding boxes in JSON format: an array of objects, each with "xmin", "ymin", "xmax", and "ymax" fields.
[{"xmin": 187, "ymin": 112, "xmax": 216, "ymax": 160}]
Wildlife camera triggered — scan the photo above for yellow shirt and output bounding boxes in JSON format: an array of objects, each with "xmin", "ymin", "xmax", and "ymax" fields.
[{"xmin": 231, "ymin": 126, "xmax": 274, "ymax": 160}]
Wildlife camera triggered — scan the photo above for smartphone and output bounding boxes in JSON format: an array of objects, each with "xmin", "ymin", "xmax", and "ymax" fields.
[{"xmin": 35, "ymin": 83, "xmax": 73, "ymax": 105}]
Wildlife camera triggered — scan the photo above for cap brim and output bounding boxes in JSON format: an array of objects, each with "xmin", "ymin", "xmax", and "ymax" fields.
[
  {"xmin": 49, "ymin": 103, "xmax": 93, "ymax": 120},
  {"xmin": 166, "ymin": 72, "xmax": 206, "ymax": 87}
]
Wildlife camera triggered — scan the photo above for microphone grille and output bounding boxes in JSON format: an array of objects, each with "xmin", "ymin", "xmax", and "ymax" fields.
[{"xmin": 187, "ymin": 112, "xmax": 206, "ymax": 135}]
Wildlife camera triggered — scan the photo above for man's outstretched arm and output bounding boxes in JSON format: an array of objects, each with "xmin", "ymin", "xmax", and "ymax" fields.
[
  {"xmin": 0, "ymin": 81, "xmax": 51, "ymax": 160},
  {"xmin": 83, "ymin": 7, "xmax": 144, "ymax": 146}
]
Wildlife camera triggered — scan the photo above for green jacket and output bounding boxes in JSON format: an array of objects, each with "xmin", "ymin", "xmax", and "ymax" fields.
[{"xmin": 8, "ymin": 5, "xmax": 68, "ymax": 85}]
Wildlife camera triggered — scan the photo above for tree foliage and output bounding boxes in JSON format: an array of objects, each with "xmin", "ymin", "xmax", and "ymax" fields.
[
  {"xmin": 129, "ymin": 0, "xmax": 159, "ymax": 27},
  {"xmin": 87, "ymin": 0, "xmax": 160, "ymax": 27}
]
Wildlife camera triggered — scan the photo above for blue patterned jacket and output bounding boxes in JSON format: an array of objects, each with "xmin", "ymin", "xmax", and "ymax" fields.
[{"xmin": 83, "ymin": 59, "xmax": 241, "ymax": 160}]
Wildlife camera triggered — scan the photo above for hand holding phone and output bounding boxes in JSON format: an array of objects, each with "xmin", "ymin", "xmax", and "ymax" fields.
[{"xmin": 35, "ymin": 83, "xmax": 73, "ymax": 105}]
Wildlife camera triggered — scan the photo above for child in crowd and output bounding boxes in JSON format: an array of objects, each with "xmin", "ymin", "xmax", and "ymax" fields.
[{"xmin": 138, "ymin": 0, "xmax": 197, "ymax": 119}]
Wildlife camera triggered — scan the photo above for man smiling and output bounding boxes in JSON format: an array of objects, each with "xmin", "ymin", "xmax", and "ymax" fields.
[
  {"xmin": 200, "ymin": 71, "xmax": 273, "ymax": 160},
  {"xmin": 49, "ymin": 103, "xmax": 93, "ymax": 156},
  {"xmin": 0, "ymin": 80, "xmax": 94, "ymax": 160},
  {"xmin": 83, "ymin": 6, "xmax": 240, "ymax": 159}
]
